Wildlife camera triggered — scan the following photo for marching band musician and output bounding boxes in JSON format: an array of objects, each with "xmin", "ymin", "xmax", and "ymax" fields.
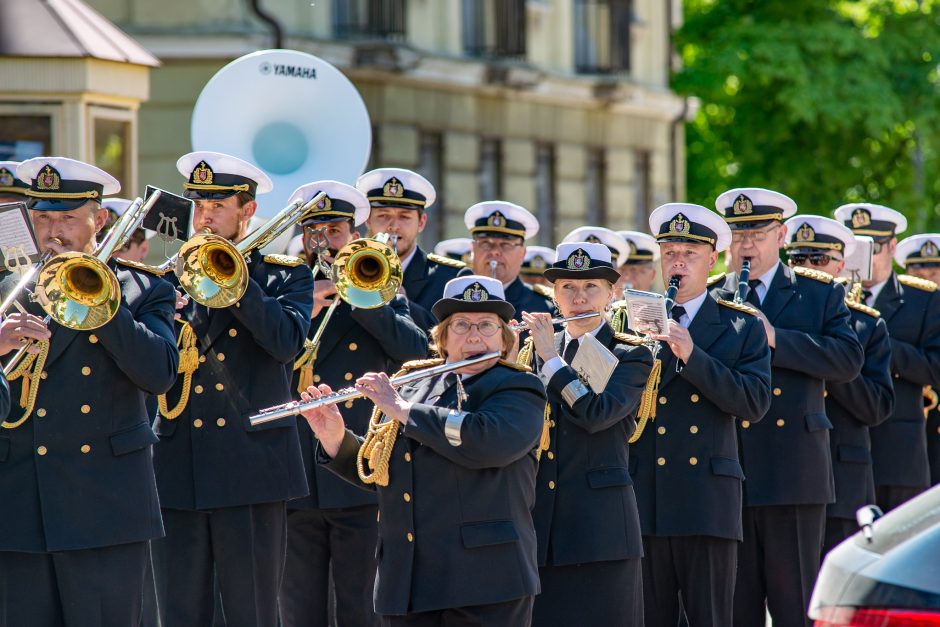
[
  {"xmin": 521, "ymin": 241, "xmax": 653, "ymax": 627},
  {"xmin": 300, "ymin": 275, "xmax": 546, "ymax": 626},
  {"xmin": 835, "ymin": 204, "xmax": 940, "ymax": 511},
  {"xmin": 464, "ymin": 201, "xmax": 554, "ymax": 316},
  {"xmin": 0, "ymin": 160, "xmax": 30, "ymax": 203},
  {"xmin": 103, "ymin": 198, "xmax": 152, "ymax": 262},
  {"xmin": 434, "ymin": 237, "xmax": 473, "ymax": 265},
  {"xmin": 150, "ymin": 151, "xmax": 313, "ymax": 627},
  {"xmin": 282, "ymin": 181, "xmax": 428, "ymax": 627},
  {"xmin": 0, "ymin": 157, "xmax": 179, "ymax": 625},
  {"xmin": 615, "ymin": 231, "xmax": 660, "ymax": 293},
  {"xmin": 781, "ymin": 216, "xmax": 894, "ymax": 556},
  {"xmin": 710, "ymin": 188, "xmax": 863, "ymax": 627},
  {"xmin": 894, "ymin": 233, "xmax": 940, "ymax": 486},
  {"xmin": 519, "ymin": 245, "xmax": 555, "ymax": 288},
  {"xmin": 358, "ymin": 168, "xmax": 465, "ymax": 332},
  {"xmin": 633, "ymin": 204, "xmax": 772, "ymax": 627}
]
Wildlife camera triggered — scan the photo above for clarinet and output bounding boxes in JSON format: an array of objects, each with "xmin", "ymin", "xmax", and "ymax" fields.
[
  {"xmin": 735, "ymin": 258, "xmax": 752, "ymax": 305},
  {"xmin": 664, "ymin": 275, "xmax": 681, "ymax": 312}
]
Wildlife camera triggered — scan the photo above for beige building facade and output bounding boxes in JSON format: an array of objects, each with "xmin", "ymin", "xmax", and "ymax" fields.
[{"xmin": 87, "ymin": 0, "xmax": 689, "ymax": 246}]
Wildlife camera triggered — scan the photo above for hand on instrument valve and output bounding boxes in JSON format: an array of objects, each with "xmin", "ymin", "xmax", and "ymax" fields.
[
  {"xmin": 300, "ymin": 384, "xmax": 348, "ymax": 458},
  {"xmin": 652, "ymin": 320, "xmax": 695, "ymax": 363},
  {"xmin": 520, "ymin": 311, "xmax": 558, "ymax": 362},
  {"xmin": 356, "ymin": 372, "xmax": 414, "ymax": 426},
  {"xmin": 0, "ymin": 312, "xmax": 51, "ymax": 356},
  {"xmin": 311, "ymin": 279, "xmax": 338, "ymax": 318}
]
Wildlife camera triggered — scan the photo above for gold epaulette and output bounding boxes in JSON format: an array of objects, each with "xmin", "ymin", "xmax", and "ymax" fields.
[
  {"xmin": 899, "ymin": 274, "xmax": 938, "ymax": 293},
  {"xmin": 263, "ymin": 254, "xmax": 305, "ymax": 268},
  {"xmin": 427, "ymin": 253, "xmax": 466, "ymax": 269},
  {"xmin": 498, "ymin": 358, "xmax": 531, "ymax": 372},
  {"xmin": 531, "ymin": 283, "xmax": 554, "ymax": 299},
  {"xmin": 793, "ymin": 266, "xmax": 833, "ymax": 284},
  {"xmin": 706, "ymin": 272, "xmax": 726, "ymax": 287},
  {"xmin": 718, "ymin": 299, "xmax": 760, "ymax": 317},
  {"xmin": 613, "ymin": 331, "xmax": 646, "ymax": 346},
  {"xmin": 400, "ymin": 357, "xmax": 445, "ymax": 370},
  {"xmin": 114, "ymin": 258, "xmax": 168, "ymax": 276},
  {"xmin": 845, "ymin": 300, "xmax": 881, "ymax": 318},
  {"xmin": 834, "ymin": 276, "xmax": 849, "ymax": 285}
]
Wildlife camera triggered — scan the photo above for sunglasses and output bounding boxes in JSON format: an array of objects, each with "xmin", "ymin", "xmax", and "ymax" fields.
[{"xmin": 789, "ymin": 253, "xmax": 841, "ymax": 267}]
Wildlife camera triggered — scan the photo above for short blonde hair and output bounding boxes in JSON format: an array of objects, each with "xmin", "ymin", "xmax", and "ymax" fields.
[{"xmin": 430, "ymin": 314, "xmax": 514, "ymax": 360}]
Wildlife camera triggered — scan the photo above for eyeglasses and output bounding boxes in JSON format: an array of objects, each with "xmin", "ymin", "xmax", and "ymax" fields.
[
  {"xmin": 476, "ymin": 240, "xmax": 522, "ymax": 253},
  {"xmin": 789, "ymin": 253, "xmax": 841, "ymax": 267},
  {"xmin": 448, "ymin": 319, "xmax": 502, "ymax": 336},
  {"xmin": 730, "ymin": 225, "xmax": 780, "ymax": 243},
  {"xmin": 873, "ymin": 241, "xmax": 886, "ymax": 254}
]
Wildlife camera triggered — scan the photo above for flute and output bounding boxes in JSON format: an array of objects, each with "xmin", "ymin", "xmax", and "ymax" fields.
[{"xmin": 510, "ymin": 312, "xmax": 600, "ymax": 331}]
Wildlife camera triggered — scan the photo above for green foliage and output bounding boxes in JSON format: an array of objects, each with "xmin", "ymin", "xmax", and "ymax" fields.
[{"xmin": 675, "ymin": 0, "xmax": 940, "ymax": 231}]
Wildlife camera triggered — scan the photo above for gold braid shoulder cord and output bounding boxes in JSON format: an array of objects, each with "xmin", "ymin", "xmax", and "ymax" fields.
[
  {"xmin": 294, "ymin": 338, "xmax": 316, "ymax": 394},
  {"xmin": 516, "ymin": 337, "xmax": 552, "ymax": 460},
  {"xmin": 610, "ymin": 304, "xmax": 662, "ymax": 444},
  {"xmin": 2, "ymin": 340, "xmax": 50, "ymax": 429},
  {"xmin": 157, "ymin": 322, "xmax": 200, "ymax": 420}
]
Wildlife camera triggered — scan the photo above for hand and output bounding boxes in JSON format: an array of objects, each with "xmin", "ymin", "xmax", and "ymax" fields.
[
  {"xmin": 174, "ymin": 290, "xmax": 189, "ymax": 321},
  {"xmin": 312, "ymin": 279, "xmax": 338, "ymax": 318},
  {"xmin": 754, "ymin": 312, "xmax": 775, "ymax": 348},
  {"xmin": 652, "ymin": 320, "xmax": 695, "ymax": 363},
  {"xmin": 44, "ymin": 238, "xmax": 67, "ymax": 256},
  {"xmin": 520, "ymin": 311, "xmax": 557, "ymax": 362},
  {"xmin": 0, "ymin": 312, "xmax": 51, "ymax": 357},
  {"xmin": 299, "ymin": 384, "xmax": 347, "ymax": 458},
  {"xmin": 355, "ymin": 372, "xmax": 412, "ymax": 425}
]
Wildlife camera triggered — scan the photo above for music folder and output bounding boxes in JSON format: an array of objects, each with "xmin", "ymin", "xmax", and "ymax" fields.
[{"xmin": 571, "ymin": 332, "xmax": 618, "ymax": 394}]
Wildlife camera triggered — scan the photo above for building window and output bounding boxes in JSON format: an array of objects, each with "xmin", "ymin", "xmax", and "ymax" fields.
[
  {"xmin": 89, "ymin": 106, "xmax": 135, "ymax": 192},
  {"xmin": 462, "ymin": 0, "xmax": 526, "ymax": 59},
  {"xmin": 478, "ymin": 138, "xmax": 502, "ymax": 200},
  {"xmin": 0, "ymin": 114, "xmax": 52, "ymax": 160},
  {"xmin": 535, "ymin": 143, "xmax": 556, "ymax": 246},
  {"xmin": 585, "ymin": 148, "xmax": 607, "ymax": 226},
  {"xmin": 417, "ymin": 131, "xmax": 444, "ymax": 246},
  {"xmin": 634, "ymin": 149, "xmax": 651, "ymax": 229},
  {"xmin": 574, "ymin": 0, "xmax": 632, "ymax": 74},
  {"xmin": 333, "ymin": 0, "xmax": 406, "ymax": 40}
]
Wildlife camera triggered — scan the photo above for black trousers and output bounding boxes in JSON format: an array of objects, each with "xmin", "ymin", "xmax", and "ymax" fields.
[
  {"xmin": 642, "ymin": 535, "xmax": 736, "ymax": 627},
  {"xmin": 151, "ymin": 503, "xmax": 287, "ymax": 627},
  {"xmin": 822, "ymin": 517, "xmax": 858, "ymax": 560},
  {"xmin": 733, "ymin": 504, "xmax": 826, "ymax": 627},
  {"xmin": 380, "ymin": 596, "xmax": 533, "ymax": 627},
  {"xmin": 280, "ymin": 506, "xmax": 379, "ymax": 627},
  {"xmin": 875, "ymin": 484, "xmax": 923, "ymax": 513},
  {"xmin": 533, "ymin": 559, "xmax": 643, "ymax": 627},
  {"xmin": 0, "ymin": 541, "xmax": 147, "ymax": 627}
]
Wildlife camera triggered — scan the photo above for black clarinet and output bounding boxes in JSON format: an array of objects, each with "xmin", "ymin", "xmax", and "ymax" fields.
[
  {"xmin": 735, "ymin": 258, "xmax": 752, "ymax": 305},
  {"xmin": 664, "ymin": 275, "xmax": 681, "ymax": 312}
]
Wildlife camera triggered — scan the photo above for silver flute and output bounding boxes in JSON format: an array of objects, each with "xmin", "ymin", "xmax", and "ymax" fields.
[{"xmin": 510, "ymin": 311, "xmax": 600, "ymax": 332}]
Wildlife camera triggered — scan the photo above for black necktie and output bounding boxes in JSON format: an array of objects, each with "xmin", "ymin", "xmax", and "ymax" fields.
[
  {"xmin": 862, "ymin": 289, "xmax": 873, "ymax": 305},
  {"xmin": 425, "ymin": 373, "xmax": 453, "ymax": 404},
  {"xmin": 746, "ymin": 279, "xmax": 762, "ymax": 308},
  {"xmin": 562, "ymin": 338, "xmax": 579, "ymax": 364},
  {"xmin": 671, "ymin": 305, "xmax": 686, "ymax": 323}
]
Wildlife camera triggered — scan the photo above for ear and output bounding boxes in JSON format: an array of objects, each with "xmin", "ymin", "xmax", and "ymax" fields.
[
  {"xmin": 417, "ymin": 212, "xmax": 428, "ymax": 233},
  {"xmin": 708, "ymin": 250, "xmax": 718, "ymax": 270},
  {"xmin": 775, "ymin": 223, "xmax": 788, "ymax": 247},
  {"xmin": 241, "ymin": 199, "xmax": 258, "ymax": 221},
  {"xmin": 93, "ymin": 205, "xmax": 110, "ymax": 232},
  {"xmin": 888, "ymin": 237, "xmax": 898, "ymax": 254}
]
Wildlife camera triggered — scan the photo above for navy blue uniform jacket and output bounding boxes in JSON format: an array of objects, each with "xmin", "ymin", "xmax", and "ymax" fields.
[{"xmin": 401, "ymin": 247, "xmax": 463, "ymax": 331}]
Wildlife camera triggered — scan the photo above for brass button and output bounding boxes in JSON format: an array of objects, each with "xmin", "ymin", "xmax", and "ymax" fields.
[
  {"xmin": 348, "ymin": 342, "xmax": 358, "ymax": 351},
  {"xmin": 193, "ymin": 419, "xmax": 203, "ymax": 428},
  {"xmin": 894, "ymin": 372, "xmax": 899, "ymax": 379},
  {"xmin": 199, "ymin": 355, "xmax": 207, "ymax": 363},
  {"xmin": 88, "ymin": 334, "xmax": 98, "ymax": 344},
  {"xmin": 80, "ymin": 404, "xmax": 91, "ymax": 414},
  {"xmin": 657, "ymin": 426, "xmax": 666, "ymax": 435},
  {"xmin": 741, "ymin": 420, "xmax": 751, "ymax": 429},
  {"xmin": 216, "ymin": 353, "xmax": 225, "ymax": 362},
  {"xmin": 407, "ymin": 532, "xmax": 414, "ymax": 542},
  {"xmin": 194, "ymin": 385, "xmax": 204, "ymax": 394},
  {"xmin": 216, "ymin": 418, "xmax": 226, "ymax": 427},
  {"xmin": 215, "ymin": 383, "xmax": 224, "ymax": 391},
  {"xmin": 228, "ymin": 328, "xmax": 237, "ymax": 337},
  {"xmin": 313, "ymin": 375, "xmax": 321, "ymax": 383},
  {"xmin": 235, "ymin": 302, "xmax": 241, "ymax": 308},
  {"xmin": 824, "ymin": 390, "xmax": 828, "ymax": 398},
  {"xmin": 936, "ymin": 426, "xmax": 940, "ymax": 435},
  {"xmin": 690, "ymin": 393, "xmax": 699, "ymax": 403},
  {"xmin": 344, "ymin": 372, "xmax": 354, "ymax": 381},
  {"xmin": 37, "ymin": 446, "xmax": 48, "ymax": 456},
  {"xmin": 80, "ymin": 444, "xmax": 91, "ymax": 454},
  {"xmin": 690, "ymin": 425, "xmax": 699, "ymax": 434},
  {"xmin": 344, "ymin": 401, "xmax": 354, "ymax": 409},
  {"xmin": 403, "ymin": 492, "xmax": 411, "ymax": 502},
  {"xmin": 404, "ymin": 452, "xmax": 412, "ymax": 462},
  {"xmin": 547, "ymin": 451, "xmax": 555, "ymax": 460},
  {"xmin": 689, "ymin": 456, "xmax": 698, "ymax": 466},
  {"xmin": 376, "ymin": 511, "xmax": 381, "ymax": 522},
  {"xmin": 548, "ymin": 481, "xmax": 556, "ymax": 489},
  {"xmin": 658, "ymin": 396, "xmax": 667, "ymax": 405},
  {"xmin": 773, "ymin": 387, "xmax": 782, "ymax": 396},
  {"xmin": 81, "ymin": 366, "xmax": 91, "ymax": 376},
  {"xmin": 657, "ymin": 457, "xmax": 666, "ymax": 466},
  {"xmin": 36, "ymin": 408, "xmax": 46, "ymax": 418},
  {"xmin": 776, "ymin": 419, "xmax": 785, "ymax": 427},
  {"xmin": 40, "ymin": 371, "xmax": 47, "ymax": 380}
]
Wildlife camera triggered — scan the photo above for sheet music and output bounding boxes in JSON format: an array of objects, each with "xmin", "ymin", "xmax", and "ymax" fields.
[
  {"xmin": 0, "ymin": 202, "xmax": 40, "ymax": 272},
  {"xmin": 623, "ymin": 289, "xmax": 668, "ymax": 336}
]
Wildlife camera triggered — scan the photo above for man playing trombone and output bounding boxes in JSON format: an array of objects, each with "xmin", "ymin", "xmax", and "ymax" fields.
[
  {"xmin": 281, "ymin": 181, "xmax": 428, "ymax": 627},
  {"xmin": 0, "ymin": 157, "xmax": 180, "ymax": 626},
  {"xmin": 150, "ymin": 151, "xmax": 313, "ymax": 627}
]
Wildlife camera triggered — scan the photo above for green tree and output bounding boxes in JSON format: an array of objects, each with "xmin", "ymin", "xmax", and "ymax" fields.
[{"xmin": 675, "ymin": 0, "xmax": 940, "ymax": 231}]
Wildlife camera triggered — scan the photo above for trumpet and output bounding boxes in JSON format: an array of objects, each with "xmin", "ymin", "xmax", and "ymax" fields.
[
  {"xmin": 735, "ymin": 258, "xmax": 752, "ymax": 305},
  {"xmin": 0, "ymin": 245, "xmax": 58, "ymax": 319},
  {"xmin": 256, "ymin": 351, "xmax": 501, "ymax": 426},
  {"xmin": 510, "ymin": 312, "xmax": 600, "ymax": 332}
]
